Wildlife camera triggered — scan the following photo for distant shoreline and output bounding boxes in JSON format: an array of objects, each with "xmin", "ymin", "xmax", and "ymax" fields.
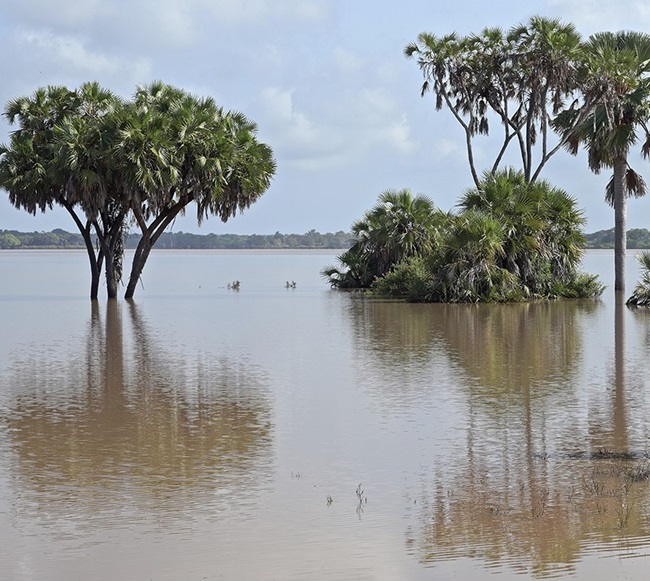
[{"xmin": 1, "ymin": 227, "xmax": 649, "ymax": 250}]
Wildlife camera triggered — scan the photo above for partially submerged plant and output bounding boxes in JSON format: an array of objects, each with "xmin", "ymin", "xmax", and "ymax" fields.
[{"xmin": 627, "ymin": 251, "xmax": 650, "ymax": 306}]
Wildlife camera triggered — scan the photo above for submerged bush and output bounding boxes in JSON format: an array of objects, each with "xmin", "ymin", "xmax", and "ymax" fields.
[
  {"xmin": 326, "ymin": 170, "xmax": 603, "ymax": 302},
  {"xmin": 627, "ymin": 251, "xmax": 650, "ymax": 306},
  {"xmin": 371, "ymin": 256, "xmax": 432, "ymax": 301}
]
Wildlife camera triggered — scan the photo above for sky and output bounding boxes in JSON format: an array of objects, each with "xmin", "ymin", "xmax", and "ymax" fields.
[{"xmin": 1, "ymin": 0, "xmax": 650, "ymax": 235}]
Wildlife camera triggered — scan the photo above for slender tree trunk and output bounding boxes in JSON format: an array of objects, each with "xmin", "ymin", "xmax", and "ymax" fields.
[
  {"xmin": 61, "ymin": 200, "xmax": 101, "ymax": 300},
  {"xmin": 104, "ymin": 256, "xmax": 119, "ymax": 299},
  {"xmin": 125, "ymin": 238, "xmax": 152, "ymax": 299},
  {"xmin": 125, "ymin": 198, "xmax": 189, "ymax": 299},
  {"xmin": 94, "ymin": 208, "xmax": 127, "ymax": 299},
  {"xmin": 613, "ymin": 156, "xmax": 627, "ymax": 292}
]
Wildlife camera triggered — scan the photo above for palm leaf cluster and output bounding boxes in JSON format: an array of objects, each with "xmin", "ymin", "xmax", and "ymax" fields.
[
  {"xmin": 321, "ymin": 189, "xmax": 444, "ymax": 289},
  {"xmin": 404, "ymin": 17, "xmax": 583, "ymax": 186}
]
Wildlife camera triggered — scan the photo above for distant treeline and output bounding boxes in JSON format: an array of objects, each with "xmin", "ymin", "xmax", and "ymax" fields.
[
  {"xmin": 584, "ymin": 228, "xmax": 650, "ymax": 249},
  {"xmin": 2, "ymin": 227, "xmax": 649, "ymax": 250},
  {"xmin": 0, "ymin": 228, "xmax": 354, "ymax": 250}
]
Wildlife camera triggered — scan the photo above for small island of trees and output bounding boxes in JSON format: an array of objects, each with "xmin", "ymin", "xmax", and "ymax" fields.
[
  {"xmin": 322, "ymin": 172, "xmax": 604, "ymax": 302},
  {"xmin": 323, "ymin": 16, "xmax": 650, "ymax": 304}
]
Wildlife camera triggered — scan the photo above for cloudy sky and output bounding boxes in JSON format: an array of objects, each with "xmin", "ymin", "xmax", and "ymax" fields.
[{"xmin": 1, "ymin": 0, "xmax": 650, "ymax": 235}]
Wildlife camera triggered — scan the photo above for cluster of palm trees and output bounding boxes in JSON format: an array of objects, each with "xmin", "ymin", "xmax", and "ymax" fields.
[
  {"xmin": 406, "ymin": 18, "xmax": 650, "ymax": 295},
  {"xmin": 0, "ymin": 82, "xmax": 275, "ymax": 299},
  {"xmin": 323, "ymin": 171, "xmax": 603, "ymax": 302}
]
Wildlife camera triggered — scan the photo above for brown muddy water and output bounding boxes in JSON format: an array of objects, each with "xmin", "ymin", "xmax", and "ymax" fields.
[{"xmin": 1, "ymin": 249, "xmax": 650, "ymax": 580}]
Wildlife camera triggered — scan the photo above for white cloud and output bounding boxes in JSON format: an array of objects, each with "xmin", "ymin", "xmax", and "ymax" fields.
[
  {"xmin": 200, "ymin": 0, "xmax": 331, "ymax": 24},
  {"xmin": 433, "ymin": 138, "xmax": 461, "ymax": 159},
  {"xmin": 12, "ymin": 28, "xmax": 153, "ymax": 89},
  {"xmin": 258, "ymin": 87, "xmax": 345, "ymax": 170},
  {"xmin": 545, "ymin": 0, "xmax": 650, "ymax": 34},
  {"xmin": 333, "ymin": 46, "xmax": 364, "ymax": 74},
  {"xmin": 379, "ymin": 115, "xmax": 416, "ymax": 154},
  {"xmin": 19, "ymin": 29, "xmax": 120, "ymax": 75}
]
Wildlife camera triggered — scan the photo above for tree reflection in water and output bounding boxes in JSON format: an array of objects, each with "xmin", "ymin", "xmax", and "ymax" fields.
[
  {"xmin": 347, "ymin": 295, "xmax": 650, "ymax": 577},
  {"xmin": 3, "ymin": 300, "xmax": 273, "ymax": 529}
]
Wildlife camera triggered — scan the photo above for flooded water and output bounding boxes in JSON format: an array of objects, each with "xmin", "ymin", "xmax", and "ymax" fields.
[{"xmin": 1, "ymin": 248, "xmax": 650, "ymax": 580}]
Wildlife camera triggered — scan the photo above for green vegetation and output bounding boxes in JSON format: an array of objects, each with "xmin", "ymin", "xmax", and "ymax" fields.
[
  {"xmin": 554, "ymin": 31, "xmax": 650, "ymax": 291},
  {"xmin": 3, "ymin": 227, "xmax": 649, "ymax": 251},
  {"xmin": 321, "ymin": 189, "xmax": 444, "ymax": 289},
  {"xmin": 627, "ymin": 252, "xmax": 650, "ymax": 306},
  {"xmin": 0, "ymin": 229, "xmax": 352, "ymax": 250},
  {"xmin": 0, "ymin": 82, "xmax": 275, "ymax": 299},
  {"xmin": 585, "ymin": 228, "xmax": 650, "ymax": 249},
  {"xmin": 405, "ymin": 17, "xmax": 583, "ymax": 187},
  {"xmin": 406, "ymin": 17, "xmax": 650, "ymax": 293},
  {"xmin": 3, "ymin": 17, "xmax": 650, "ymax": 302},
  {"xmin": 324, "ymin": 170, "xmax": 604, "ymax": 302}
]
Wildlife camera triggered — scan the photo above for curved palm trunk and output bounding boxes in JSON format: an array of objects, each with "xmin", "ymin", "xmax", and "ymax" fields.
[
  {"xmin": 613, "ymin": 156, "xmax": 627, "ymax": 292},
  {"xmin": 61, "ymin": 200, "xmax": 102, "ymax": 300},
  {"xmin": 125, "ymin": 198, "xmax": 190, "ymax": 299}
]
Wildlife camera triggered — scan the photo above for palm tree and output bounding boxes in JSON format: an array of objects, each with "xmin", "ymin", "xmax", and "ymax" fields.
[
  {"xmin": 626, "ymin": 251, "xmax": 650, "ymax": 305},
  {"xmin": 554, "ymin": 31, "xmax": 650, "ymax": 292},
  {"xmin": 52, "ymin": 82, "xmax": 127, "ymax": 298},
  {"xmin": 322, "ymin": 189, "xmax": 442, "ymax": 288},
  {"xmin": 404, "ymin": 16, "xmax": 583, "ymax": 187},
  {"xmin": 0, "ymin": 83, "xmax": 123, "ymax": 299},
  {"xmin": 117, "ymin": 82, "xmax": 276, "ymax": 299},
  {"xmin": 458, "ymin": 168, "xmax": 587, "ymax": 296}
]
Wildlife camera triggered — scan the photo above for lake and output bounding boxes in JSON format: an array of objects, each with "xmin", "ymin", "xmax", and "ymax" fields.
[{"xmin": 1, "ymin": 248, "xmax": 650, "ymax": 580}]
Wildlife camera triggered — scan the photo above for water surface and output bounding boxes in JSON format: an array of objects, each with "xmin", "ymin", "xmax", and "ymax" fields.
[{"xmin": 1, "ymin": 249, "xmax": 650, "ymax": 580}]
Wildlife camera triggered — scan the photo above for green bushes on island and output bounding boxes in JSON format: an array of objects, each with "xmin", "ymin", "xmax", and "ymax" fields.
[{"xmin": 323, "ymin": 170, "xmax": 604, "ymax": 303}]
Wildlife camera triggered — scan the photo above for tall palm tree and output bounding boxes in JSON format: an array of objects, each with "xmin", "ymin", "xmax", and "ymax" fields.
[
  {"xmin": 554, "ymin": 31, "xmax": 650, "ymax": 292},
  {"xmin": 112, "ymin": 82, "xmax": 276, "ymax": 299},
  {"xmin": 404, "ymin": 16, "xmax": 583, "ymax": 187}
]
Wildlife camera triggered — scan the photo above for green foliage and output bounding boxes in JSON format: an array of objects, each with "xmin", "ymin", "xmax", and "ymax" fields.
[
  {"xmin": 371, "ymin": 257, "xmax": 432, "ymax": 301},
  {"xmin": 426, "ymin": 210, "xmax": 524, "ymax": 303},
  {"xmin": 585, "ymin": 228, "xmax": 650, "ymax": 249},
  {"xmin": 335, "ymin": 170, "xmax": 603, "ymax": 303},
  {"xmin": 405, "ymin": 16, "xmax": 583, "ymax": 186},
  {"xmin": 0, "ymin": 229, "xmax": 353, "ymax": 250},
  {"xmin": 0, "ymin": 232, "xmax": 22, "ymax": 248},
  {"xmin": 627, "ymin": 251, "xmax": 650, "ymax": 306},
  {"xmin": 322, "ymin": 189, "xmax": 444, "ymax": 289},
  {"xmin": 0, "ymin": 82, "xmax": 275, "ymax": 299}
]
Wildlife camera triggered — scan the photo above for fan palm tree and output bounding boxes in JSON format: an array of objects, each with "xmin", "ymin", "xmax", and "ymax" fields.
[
  {"xmin": 113, "ymin": 82, "xmax": 276, "ymax": 299},
  {"xmin": 553, "ymin": 31, "xmax": 650, "ymax": 291},
  {"xmin": 405, "ymin": 16, "xmax": 583, "ymax": 187},
  {"xmin": 0, "ymin": 83, "xmax": 123, "ymax": 299},
  {"xmin": 459, "ymin": 168, "xmax": 587, "ymax": 296},
  {"xmin": 322, "ymin": 189, "xmax": 443, "ymax": 288},
  {"xmin": 626, "ymin": 251, "xmax": 650, "ymax": 305}
]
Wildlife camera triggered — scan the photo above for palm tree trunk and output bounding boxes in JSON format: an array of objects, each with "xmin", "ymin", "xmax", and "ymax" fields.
[
  {"xmin": 613, "ymin": 156, "xmax": 627, "ymax": 292},
  {"xmin": 125, "ymin": 198, "xmax": 189, "ymax": 299},
  {"xmin": 61, "ymin": 200, "xmax": 101, "ymax": 300},
  {"xmin": 125, "ymin": 236, "xmax": 151, "ymax": 299}
]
